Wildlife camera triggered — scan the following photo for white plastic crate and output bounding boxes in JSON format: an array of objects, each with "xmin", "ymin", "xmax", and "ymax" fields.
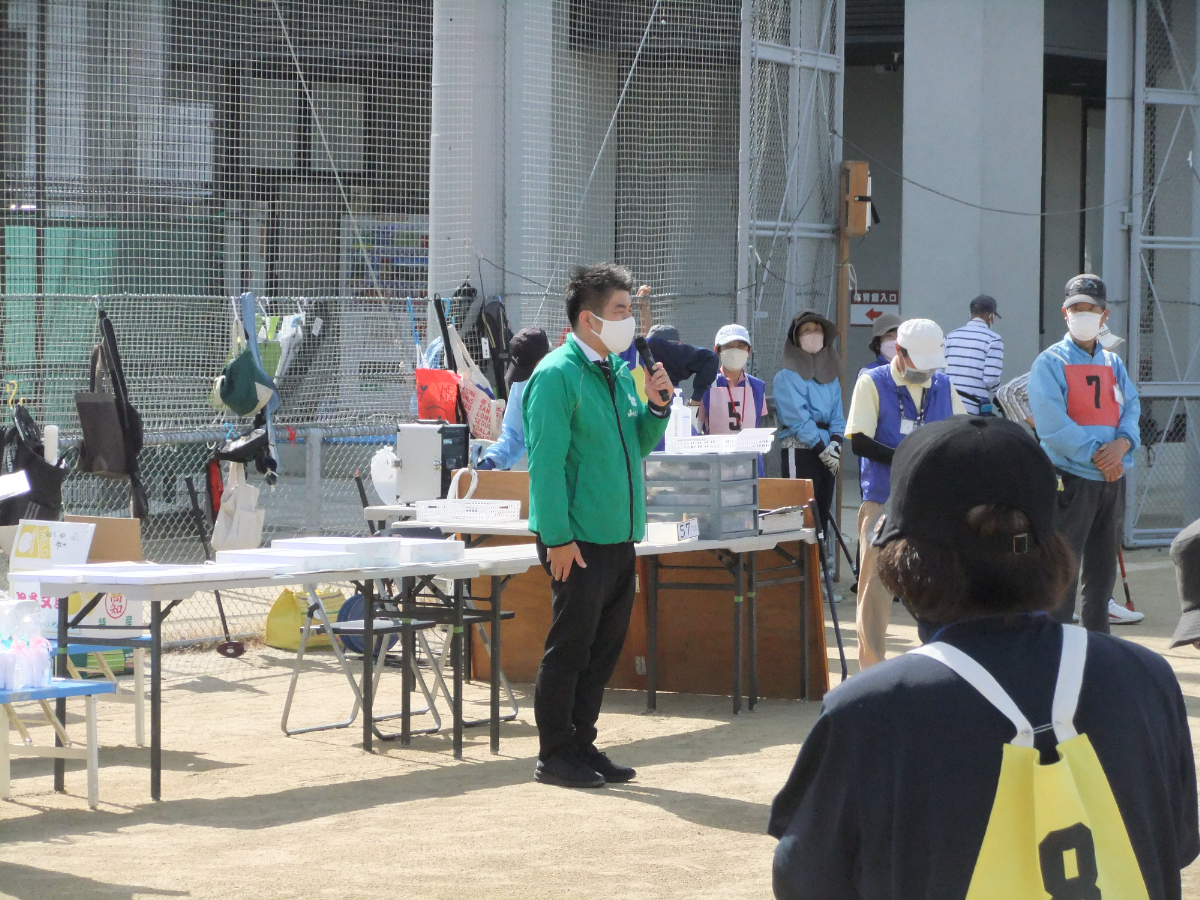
[
  {"xmin": 663, "ymin": 427, "xmax": 775, "ymax": 455},
  {"xmin": 413, "ymin": 499, "xmax": 521, "ymax": 524}
]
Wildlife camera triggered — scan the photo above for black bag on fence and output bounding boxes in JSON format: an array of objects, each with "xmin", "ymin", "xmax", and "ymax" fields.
[
  {"xmin": 0, "ymin": 404, "xmax": 68, "ymax": 525},
  {"xmin": 73, "ymin": 310, "xmax": 148, "ymax": 519}
]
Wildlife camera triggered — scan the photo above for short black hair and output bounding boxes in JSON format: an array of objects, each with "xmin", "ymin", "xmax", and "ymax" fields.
[
  {"xmin": 877, "ymin": 504, "xmax": 1075, "ymax": 625},
  {"xmin": 564, "ymin": 262, "xmax": 633, "ymax": 327}
]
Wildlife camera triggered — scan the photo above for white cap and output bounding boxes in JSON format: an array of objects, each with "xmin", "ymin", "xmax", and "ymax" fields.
[
  {"xmin": 715, "ymin": 323, "xmax": 751, "ymax": 348},
  {"xmin": 896, "ymin": 319, "xmax": 947, "ymax": 370}
]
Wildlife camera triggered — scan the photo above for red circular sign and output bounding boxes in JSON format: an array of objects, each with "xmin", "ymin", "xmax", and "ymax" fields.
[{"xmin": 105, "ymin": 594, "xmax": 127, "ymax": 619}]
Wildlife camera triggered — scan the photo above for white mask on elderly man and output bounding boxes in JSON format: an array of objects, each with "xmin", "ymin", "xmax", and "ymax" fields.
[{"xmin": 799, "ymin": 333, "xmax": 825, "ymax": 354}]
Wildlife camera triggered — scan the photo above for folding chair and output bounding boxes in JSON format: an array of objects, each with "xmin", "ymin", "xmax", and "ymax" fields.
[{"xmin": 281, "ymin": 585, "xmax": 447, "ymax": 740}]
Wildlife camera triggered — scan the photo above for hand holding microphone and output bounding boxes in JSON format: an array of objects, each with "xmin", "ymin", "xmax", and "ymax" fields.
[{"xmin": 634, "ymin": 336, "xmax": 672, "ymax": 405}]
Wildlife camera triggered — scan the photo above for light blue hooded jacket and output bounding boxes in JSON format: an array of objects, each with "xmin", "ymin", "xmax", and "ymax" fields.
[
  {"xmin": 1027, "ymin": 334, "xmax": 1141, "ymax": 481},
  {"xmin": 772, "ymin": 369, "xmax": 846, "ymax": 451}
]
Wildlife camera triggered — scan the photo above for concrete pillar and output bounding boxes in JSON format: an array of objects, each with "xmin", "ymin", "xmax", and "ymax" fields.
[
  {"xmin": 428, "ymin": 1, "xmax": 505, "ymax": 299},
  {"xmin": 1102, "ymin": 0, "xmax": 1134, "ymax": 350},
  {"xmin": 901, "ymin": 0, "xmax": 1043, "ymax": 377}
]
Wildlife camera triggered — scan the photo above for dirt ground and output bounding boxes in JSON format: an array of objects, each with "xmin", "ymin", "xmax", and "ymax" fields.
[{"xmin": 1, "ymin": 546, "xmax": 1199, "ymax": 899}]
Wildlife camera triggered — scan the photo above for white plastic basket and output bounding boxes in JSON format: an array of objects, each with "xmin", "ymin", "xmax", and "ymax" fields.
[
  {"xmin": 664, "ymin": 427, "xmax": 776, "ymax": 455},
  {"xmin": 412, "ymin": 468, "xmax": 521, "ymax": 523},
  {"xmin": 413, "ymin": 499, "xmax": 521, "ymax": 523}
]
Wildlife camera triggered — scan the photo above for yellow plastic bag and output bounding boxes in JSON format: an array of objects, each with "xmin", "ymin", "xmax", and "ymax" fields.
[{"xmin": 264, "ymin": 588, "xmax": 345, "ymax": 651}]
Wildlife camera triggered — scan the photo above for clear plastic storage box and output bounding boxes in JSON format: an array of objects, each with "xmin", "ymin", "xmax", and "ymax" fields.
[{"xmin": 642, "ymin": 451, "xmax": 760, "ymax": 540}]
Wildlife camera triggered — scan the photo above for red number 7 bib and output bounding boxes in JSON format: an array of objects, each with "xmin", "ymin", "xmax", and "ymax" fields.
[{"xmin": 1064, "ymin": 364, "xmax": 1119, "ymax": 427}]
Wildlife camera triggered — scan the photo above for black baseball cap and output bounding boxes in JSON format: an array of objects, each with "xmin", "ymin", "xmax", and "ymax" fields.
[
  {"xmin": 1064, "ymin": 274, "xmax": 1107, "ymax": 309},
  {"xmin": 872, "ymin": 416, "xmax": 1057, "ymax": 556},
  {"xmin": 969, "ymin": 294, "xmax": 1000, "ymax": 318},
  {"xmin": 504, "ymin": 327, "xmax": 550, "ymax": 386},
  {"xmin": 647, "ymin": 324, "xmax": 680, "ymax": 343}
]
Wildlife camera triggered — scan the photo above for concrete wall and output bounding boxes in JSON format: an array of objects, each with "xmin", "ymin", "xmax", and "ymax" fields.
[
  {"xmin": 1042, "ymin": 93, "xmax": 1083, "ymax": 349},
  {"xmin": 842, "ymin": 66, "xmax": 903, "ymax": 381},
  {"xmin": 901, "ymin": 0, "xmax": 1044, "ymax": 378}
]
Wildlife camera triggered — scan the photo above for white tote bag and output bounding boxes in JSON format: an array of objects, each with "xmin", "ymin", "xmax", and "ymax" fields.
[{"xmin": 210, "ymin": 463, "xmax": 265, "ymax": 551}]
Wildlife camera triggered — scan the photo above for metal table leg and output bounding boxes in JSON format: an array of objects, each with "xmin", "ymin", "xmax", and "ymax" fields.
[
  {"xmin": 150, "ymin": 600, "xmax": 162, "ymax": 800},
  {"xmin": 363, "ymin": 582, "xmax": 375, "ymax": 753},
  {"xmin": 54, "ymin": 594, "xmax": 68, "ymax": 792},
  {"xmin": 646, "ymin": 555, "xmax": 659, "ymax": 712},
  {"xmin": 733, "ymin": 553, "xmax": 744, "ymax": 716},
  {"xmin": 748, "ymin": 552, "xmax": 758, "ymax": 711},
  {"xmin": 799, "ymin": 545, "xmax": 810, "ymax": 700},
  {"xmin": 452, "ymin": 579, "xmax": 464, "ymax": 759},
  {"xmin": 400, "ymin": 576, "xmax": 414, "ymax": 746},
  {"xmin": 489, "ymin": 575, "xmax": 501, "ymax": 754}
]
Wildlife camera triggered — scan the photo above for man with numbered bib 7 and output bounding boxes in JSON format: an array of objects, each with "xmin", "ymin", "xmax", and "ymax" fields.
[
  {"xmin": 1028, "ymin": 275, "xmax": 1142, "ymax": 633},
  {"xmin": 768, "ymin": 416, "xmax": 1197, "ymax": 900}
]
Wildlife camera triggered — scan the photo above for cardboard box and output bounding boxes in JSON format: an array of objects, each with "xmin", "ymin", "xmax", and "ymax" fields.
[{"xmin": 64, "ymin": 515, "xmax": 143, "ymax": 563}]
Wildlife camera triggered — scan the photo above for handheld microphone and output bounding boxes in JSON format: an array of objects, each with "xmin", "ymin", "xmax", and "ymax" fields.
[{"xmin": 634, "ymin": 336, "xmax": 671, "ymax": 404}]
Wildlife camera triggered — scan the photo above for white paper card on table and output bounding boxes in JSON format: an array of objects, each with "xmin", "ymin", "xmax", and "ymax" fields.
[
  {"xmin": 7, "ymin": 519, "xmax": 96, "ymax": 633},
  {"xmin": 644, "ymin": 520, "xmax": 700, "ymax": 544}
]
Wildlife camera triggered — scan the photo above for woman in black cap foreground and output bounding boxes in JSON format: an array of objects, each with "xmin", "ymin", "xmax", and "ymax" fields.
[{"xmin": 768, "ymin": 416, "xmax": 1197, "ymax": 900}]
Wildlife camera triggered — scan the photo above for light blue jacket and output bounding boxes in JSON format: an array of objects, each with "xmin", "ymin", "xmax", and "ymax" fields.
[
  {"xmin": 480, "ymin": 380, "xmax": 528, "ymax": 470},
  {"xmin": 772, "ymin": 369, "xmax": 846, "ymax": 450},
  {"xmin": 1027, "ymin": 334, "xmax": 1141, "ymax": 481}
]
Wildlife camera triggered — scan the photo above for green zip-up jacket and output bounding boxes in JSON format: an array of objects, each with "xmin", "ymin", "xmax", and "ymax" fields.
[{"xmin": 523, "ymin": 335, "xmax": 671, "ymax": 547}]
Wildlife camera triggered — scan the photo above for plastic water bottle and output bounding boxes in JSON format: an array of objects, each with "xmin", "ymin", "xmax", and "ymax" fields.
[{"xmin": 668, "ymin": 388, "xmax": 692, "ymax": 440}]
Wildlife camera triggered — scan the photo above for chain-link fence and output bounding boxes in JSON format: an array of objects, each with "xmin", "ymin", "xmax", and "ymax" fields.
[
  {"xmin": 0, "ymin": 426, "xmax": 397, "ymax": 643},
  {"xmin": 1127, "ymin": 0, "xmax": 1200, "ymax": 545}
]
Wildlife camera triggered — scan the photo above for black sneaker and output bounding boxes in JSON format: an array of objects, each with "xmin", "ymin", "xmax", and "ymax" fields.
[
  {"xmin": 534, "ymin": 751, "xmax": 605, "ymax": 789},
  {"xmin": 580, "ymin": 745, "xmax": 636, "ymax": 783}
]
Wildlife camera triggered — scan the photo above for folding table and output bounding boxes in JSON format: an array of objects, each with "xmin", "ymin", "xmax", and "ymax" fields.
[{"xmin": 383, "ymin": 518, "xmax": 818, "ymax": 715}]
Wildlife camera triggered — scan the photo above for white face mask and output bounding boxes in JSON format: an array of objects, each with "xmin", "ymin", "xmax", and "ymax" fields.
[
  {"xmin": 720, "ymin": 348, "xmax": 749, "ymax": 371},
  {"xmin": 880, "ymin": 339, "xmax": 897, "ymax": 361},
  {"xmin": 586, "ymin": 312, "xmax": 636, "ymax": 354},
  {"xmin": 1066, "ymin": 311, "xmax": 1103, "ymax": 343},
  {"xmin": 799, "ymin": 333, "xmax": 825, "ymax": 354}
]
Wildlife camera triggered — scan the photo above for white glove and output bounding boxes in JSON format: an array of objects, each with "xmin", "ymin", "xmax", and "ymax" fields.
[{"xmin": 819, "ymin": 441, "xmax": 841, "ymax": 476}]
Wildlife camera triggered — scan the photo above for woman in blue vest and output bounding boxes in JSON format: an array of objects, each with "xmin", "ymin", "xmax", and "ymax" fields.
[
  {"xmin": 845, "ymin": 318, "xmax": 967, "ymax": 668},
  {"xmin": 773, "ymin": 311, "xmax": 846, "ymax": 529}
]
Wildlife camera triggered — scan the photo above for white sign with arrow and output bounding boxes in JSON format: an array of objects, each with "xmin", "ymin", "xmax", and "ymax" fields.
[{"xmin": 850, "ymin": 289, "xmax": 900, "ymax": 326}]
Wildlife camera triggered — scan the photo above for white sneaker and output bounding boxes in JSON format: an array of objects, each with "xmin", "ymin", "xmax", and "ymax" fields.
[
  {"xmin": 1071, "ymin": 614, "xmax": 1079, "ymax": 624},
  {"xmin": 1108, "ymin": 598, "xmax": 1145, "ymax": 625}
]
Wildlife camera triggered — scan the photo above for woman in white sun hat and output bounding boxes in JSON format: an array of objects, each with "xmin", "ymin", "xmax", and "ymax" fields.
[{"xmin": 697, "ymin": 323, "xmax": 768, "ymax": 475}]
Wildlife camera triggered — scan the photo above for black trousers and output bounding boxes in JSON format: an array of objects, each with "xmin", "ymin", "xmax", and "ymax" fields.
[
  {"xmin": 1052, "ymin": 471, "xmax": 1125, "ymax": 634},
  {"xmin": 534, "ymin": 539, "xmax": 637, "ymax": 760},
  {"xmin": 782, "ymin": 447, "xmax": 835, "ymax": 528}
]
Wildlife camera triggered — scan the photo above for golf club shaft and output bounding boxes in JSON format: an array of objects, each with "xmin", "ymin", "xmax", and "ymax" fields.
[
  {"xmin": 1117, "ymin": 546, "xmax": 1134, "ymax": 611},
  {"xmin": 810, "ymin": 501, "xmax": 848, "ymax": 680},
  {"xmin": 186, "ymin": 476, "xmax": 235, "ymax": 644},
  {"xmin": 827, "ymin": 514, "xmax": 858, "ymax": 577}
]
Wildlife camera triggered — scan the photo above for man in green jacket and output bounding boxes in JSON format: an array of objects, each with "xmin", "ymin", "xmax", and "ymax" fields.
[{"xmin": 523, "ymin": 262, "xmax": 674, "ymax": 788}]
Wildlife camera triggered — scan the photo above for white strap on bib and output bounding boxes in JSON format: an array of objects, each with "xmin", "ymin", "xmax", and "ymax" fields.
[{"xmin": 911, "ymin": 625, "xmax": 1088, "ymax": 748}]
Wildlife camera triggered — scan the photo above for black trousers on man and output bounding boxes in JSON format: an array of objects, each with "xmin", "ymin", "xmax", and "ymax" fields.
[
  {"xmin": 1052, "ymin": 471, "xmax": 1125, "ymax": 634},
  {"xmin": 534, "ymin": 539, "xmax": 637, "ymax": 760}
]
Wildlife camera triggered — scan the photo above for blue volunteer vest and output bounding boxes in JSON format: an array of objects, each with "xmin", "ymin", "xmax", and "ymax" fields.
[{"xmin": 859, "ymin": 366, "xmax": 956, "ymax": 504}]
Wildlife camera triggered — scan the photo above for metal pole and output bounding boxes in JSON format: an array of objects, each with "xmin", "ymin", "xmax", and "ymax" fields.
[
  {"xmin": 1103, "ymin": 0, "xmax": 1135, "ymax": 345},
  {"xmin": 305, "ymin": 428, "xmax": 322, "ymax": 532},
  {"xmin": 735, "ymin": 0, "xmax": 753, "ymax": 329},
  {"xmin": 1125, "ymin": 0, "xmax": 1147, "ymax": 546},
  {"xmin": 53, "ymin": 593, "xmax": 67, "ymax": 791},
  {"xmin": 835, "ymin": 168, "xmax": 851, "ymax": 580},
  {"xmin": 33, "ymin": 0, "xmax": 46, "ymax": 406}
]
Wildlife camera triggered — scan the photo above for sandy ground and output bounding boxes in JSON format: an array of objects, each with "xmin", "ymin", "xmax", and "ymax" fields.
[{"xmin": 0, "ymin": 545, "xmax": 1198, "ymax": 899}]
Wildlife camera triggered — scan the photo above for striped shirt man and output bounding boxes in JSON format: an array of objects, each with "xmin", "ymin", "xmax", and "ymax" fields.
[{"xmin": 944, "ymin": 317, "xmax": 1004, "ymax": 414}]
